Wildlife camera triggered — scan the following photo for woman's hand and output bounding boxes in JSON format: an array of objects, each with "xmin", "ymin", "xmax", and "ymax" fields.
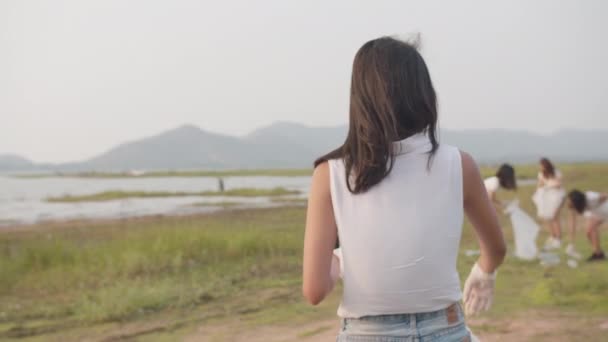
[
  {"xmin": 463, "ymin": 262, "xmax": 496, "ymax": 316},
  {"xmin": 460, "ymin": 151, "xmax": 504, "ymax": 316},
  {"xmin": 599, "ymin": 193, "xmax": 608, "ymax": 205},
  {"xmin": 332, "ymin": 248, "xmax": 343, "ymax": 279},
  {"xmin": 330, "ymin": 254, "xmax": 341, "ymax": 286}
]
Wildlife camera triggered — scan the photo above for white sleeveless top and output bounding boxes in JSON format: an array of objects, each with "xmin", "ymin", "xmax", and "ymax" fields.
[
  {"xmin": 584, "ymin": 191, "xmax": 608, "ymax": 220},
  {"xmin": 328, "ymin": 134, "xmax": 464, "ymax": 318},
  {"xmin": 484, "ymin": 176, "xmax": 500, "ymax": 194}
]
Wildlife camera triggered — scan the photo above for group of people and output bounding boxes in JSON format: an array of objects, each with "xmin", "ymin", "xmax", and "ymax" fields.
[{"xmin": 485, "ymin": 158, "xmax": 606, "ymax": 262}]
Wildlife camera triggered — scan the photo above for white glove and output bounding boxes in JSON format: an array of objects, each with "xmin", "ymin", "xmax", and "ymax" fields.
[
  {"xmin": 463, "ymin": 262, "xmax": 496, "ymax": 316},
  {"xmin": 332, "ymin": 248, "xmax": 344, "ymax": 279},
  {"xmin": 467, "ymin": 328, "xmax": 481, "ymax": 342}
]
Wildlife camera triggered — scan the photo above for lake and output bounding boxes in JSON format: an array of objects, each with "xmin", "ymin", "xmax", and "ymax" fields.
[
  {"xmin": 0, "ymin": 175, "xmax": 538, "ymax": 227},
  {"xmin": 0, "ymin": 175, "xmax": 311, "ymax": 226}
]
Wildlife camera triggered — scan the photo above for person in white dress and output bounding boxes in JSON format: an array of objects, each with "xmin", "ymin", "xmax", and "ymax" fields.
[
  {"xmin": 484, "ymin": 164, "xmax": 517, "ymax": 209},
  {"xmin": 532, "ymin": 158, "xmax": 567, "ymax": 251},
  {"xmin": 567, "ymin": 190, "xmax": 607, "ymax": 262}
]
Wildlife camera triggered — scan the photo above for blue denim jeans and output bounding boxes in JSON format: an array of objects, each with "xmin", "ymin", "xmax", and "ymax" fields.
[{"xmin": 336, "ymin": 303, "xmax": 470, "ymax": 342}]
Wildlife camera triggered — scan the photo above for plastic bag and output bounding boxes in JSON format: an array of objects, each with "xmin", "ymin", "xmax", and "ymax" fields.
[
  {"xmin": 504, "ymin": 200, "xmax": 540, "ymax": 260},
  {"xmin": 538, "ymin": 252, "xmax": 560, "ymax": 266},
  {"xmin": 567, "ymin": 259, "xmax": 578, "ymax": 268}
]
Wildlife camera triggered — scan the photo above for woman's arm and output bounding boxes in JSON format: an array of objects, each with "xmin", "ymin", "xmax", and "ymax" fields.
[
  {"xmin": 488, "ymin": 190, "xmax": 496, "ymax": 204},
  {"xmin": 568, "ymin": 206, "xmax": 578, "ymax": 238},
  {"xmin": 599, "ymin": 193, "xmax": 608, "ymax": 204},
  {"xmin": 461, "ymin": 152, "xmax": 506, "ymax": 272},
  {"xmin": 302, "ymin": 162, "xmax": 339, "ymax": 305},
  {"xmin": 551, "ymin": 172, "xmax": 563, "ymax": 188},
  {"xmin": 488, "ymin": 190, "xmax": 503, "ymax": 211},
  {"xmin": 537, "ymin": 173, "xmax": 544, "ymax": 189},
  {"xmin": 537, "ymin": 179, "xmax": 544, "ymax": 189}
]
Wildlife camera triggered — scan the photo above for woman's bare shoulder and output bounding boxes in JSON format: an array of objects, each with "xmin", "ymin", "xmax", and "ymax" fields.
[{"xmin": 459, "ymin": 150, "xmax": 478, "ymax": 176}]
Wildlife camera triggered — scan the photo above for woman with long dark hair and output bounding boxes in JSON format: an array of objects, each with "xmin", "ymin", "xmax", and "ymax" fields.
[
  {"xmin": 302, "ymin": 37, "xmax": 506, "ymax": 341},
  {"xmin": 567, "ymin": 190, "xmax": 607, "ymax": 261},
  {"xmin": 532, "ymin": 158, "xmax": 568, "ymax": 251}
]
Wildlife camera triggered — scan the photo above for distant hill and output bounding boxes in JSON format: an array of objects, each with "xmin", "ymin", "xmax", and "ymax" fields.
[
  {"xmin": 441, "ymin": 129, "xmax": 608, "ymax": 164},
  {"xmin": 2, "ymin": 123, "xmax": 608, "ymax": 172},
  {"xmin": 58, "ymin": 123, "xmax": 342, "ymax": 171},
  {"xmin": 0, "ymin": 154, "xmax": 36, "ymax": 172},
  {"xmin": 75, "ymin": 124, "xmax": 254, "ymax": 170},
  {"xmin": 244, "ymin": 121, "xmax": 346, "ymax": 164}
]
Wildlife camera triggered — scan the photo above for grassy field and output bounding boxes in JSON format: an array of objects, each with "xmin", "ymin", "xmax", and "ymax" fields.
[
  {"xmin": 0, "ymin": 208, "xmax": 308, "ymax": 341},
  {"xmin": 13, "ymin": 169, "xmax": 312, "ymax": 179},
  {"xmin": 46, "ymin": 187, "xmax": 299, "ymax": 203},
  {"xmin": 270, "ymin": 197, "xmax": 308, "ymax": 205},
  {"xmin": 191, "ymin": 201, "xmax": 243, "ymax": 208},
  {"xmin": 1, "ymin": 163, "xmax": 608, "ymax": 341}
]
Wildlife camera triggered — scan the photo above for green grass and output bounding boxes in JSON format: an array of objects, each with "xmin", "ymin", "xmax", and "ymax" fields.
[
  {"xmin": 14, "ymin": 169, "xmax": 312, "ymax": 179},
  {"xmin": 46, "ymin": 187, "xmax": 300, "ymax": 203},
  {"xmin": 0, "ymin": 207, "xmax": 307, "ymax": 339},
  {"xmin": 297, "ymin": 325, "xmax": 333, "ymax": 338},
  {"xmin": 191, "ymin": 201, "xmax": 242, "ymax": 208},
  {"xmin": 270, "ymin": 197, "xmax": 308, "ymax": 205},
  {"xmin": 2, "ymin": 163, "xmax": 608, "ymax": 340}
]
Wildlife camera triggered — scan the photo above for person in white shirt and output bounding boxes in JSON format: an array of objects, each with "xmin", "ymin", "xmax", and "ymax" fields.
[
  {"xmin": 484, "ymin": 164, "xmax": 517, "ymax": 209},
  {"xmin": 302, "ymin": 36, "xmax": 506, "ymax": 341},
  {"xmin": 532, "ymin": 158, "xmax": 567, "ymax": 251},
  {"xmin": 567, "ymin": 190, "xmax": 607, "ymax": 262}
]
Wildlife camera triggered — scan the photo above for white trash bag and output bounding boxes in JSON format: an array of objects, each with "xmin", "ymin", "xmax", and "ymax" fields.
[{"xmin": 504, "ymin": 200, "xmax": 540, "ymax": 260}]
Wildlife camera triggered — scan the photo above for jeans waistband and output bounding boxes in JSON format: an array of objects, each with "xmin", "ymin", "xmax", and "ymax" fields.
[{"xmin": 344, "ymin": 303, "xmax": 463, "ymax": 326}]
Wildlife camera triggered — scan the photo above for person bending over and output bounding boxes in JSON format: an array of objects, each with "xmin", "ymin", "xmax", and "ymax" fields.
[{"xmin": 567, "ymin": 190, "xmax": 607, "ymax": 262}]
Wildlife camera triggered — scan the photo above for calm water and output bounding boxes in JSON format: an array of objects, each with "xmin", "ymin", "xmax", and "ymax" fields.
[
  {"xmin": 0, "ymin": 176, "xmax": 311, "ymax": 226},
  {"xmin": 0, "ymin": 176, "xmax": 537, "ymax": 227}
]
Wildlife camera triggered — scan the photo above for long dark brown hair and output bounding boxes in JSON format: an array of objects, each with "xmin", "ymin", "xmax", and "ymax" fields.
[
  {"xmin": 496, "ymin": 164, "xmax": 517, "ymax": 190},
  {"xmin": 314, "ymin": 36, "xmax": 439, "ymax": 194},
  {"xmin": 540, "ymin": 157, "xmax": 556, "ymax": 179},
  {"xmin": 568, "ymin": 190, "xmax": 587, "ymax": 214}
]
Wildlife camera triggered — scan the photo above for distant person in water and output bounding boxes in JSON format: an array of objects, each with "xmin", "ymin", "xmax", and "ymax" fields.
[
  {"xmin": 484, "ymin": 164, "xmax": 517, "ymax": 209},
  {"xmin": 218, "ymin": 178, "xmax": 225, "ymax": 192},
  {"xmin": 533, "ymin": 158, "xmax": 567, "ymax": 251},
  {"xmin": 567, "ymin": 190, "xmax": 607, "ymax": 262},
  {"xmin": 303, "ymin": 36, "xmax": 505, "ymax": 341}
]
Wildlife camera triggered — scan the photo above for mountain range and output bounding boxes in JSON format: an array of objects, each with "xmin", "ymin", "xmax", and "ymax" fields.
[{"xmin": 2, "ymin": 122, "xmax": 607, "ymax": 172}]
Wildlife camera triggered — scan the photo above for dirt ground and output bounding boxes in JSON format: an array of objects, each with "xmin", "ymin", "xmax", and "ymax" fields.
[{"xmin": 186, "ymin": 311, "xmax": 608, "ymax": 342}]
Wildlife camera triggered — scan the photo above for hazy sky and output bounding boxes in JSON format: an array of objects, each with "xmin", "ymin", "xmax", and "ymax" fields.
[{"xmin": 1, "ymin": 1, "xmax": 607, "ymax": 162}]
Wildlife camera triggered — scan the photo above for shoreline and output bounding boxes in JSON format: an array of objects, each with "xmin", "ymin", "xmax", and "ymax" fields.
[
  {"xmin": 45, "ymin": 187, "xmax": 300, "ymax": 203},
  {"xmin": 0, "ymin": 203, "xmax": 307, "ymax": 233}
]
